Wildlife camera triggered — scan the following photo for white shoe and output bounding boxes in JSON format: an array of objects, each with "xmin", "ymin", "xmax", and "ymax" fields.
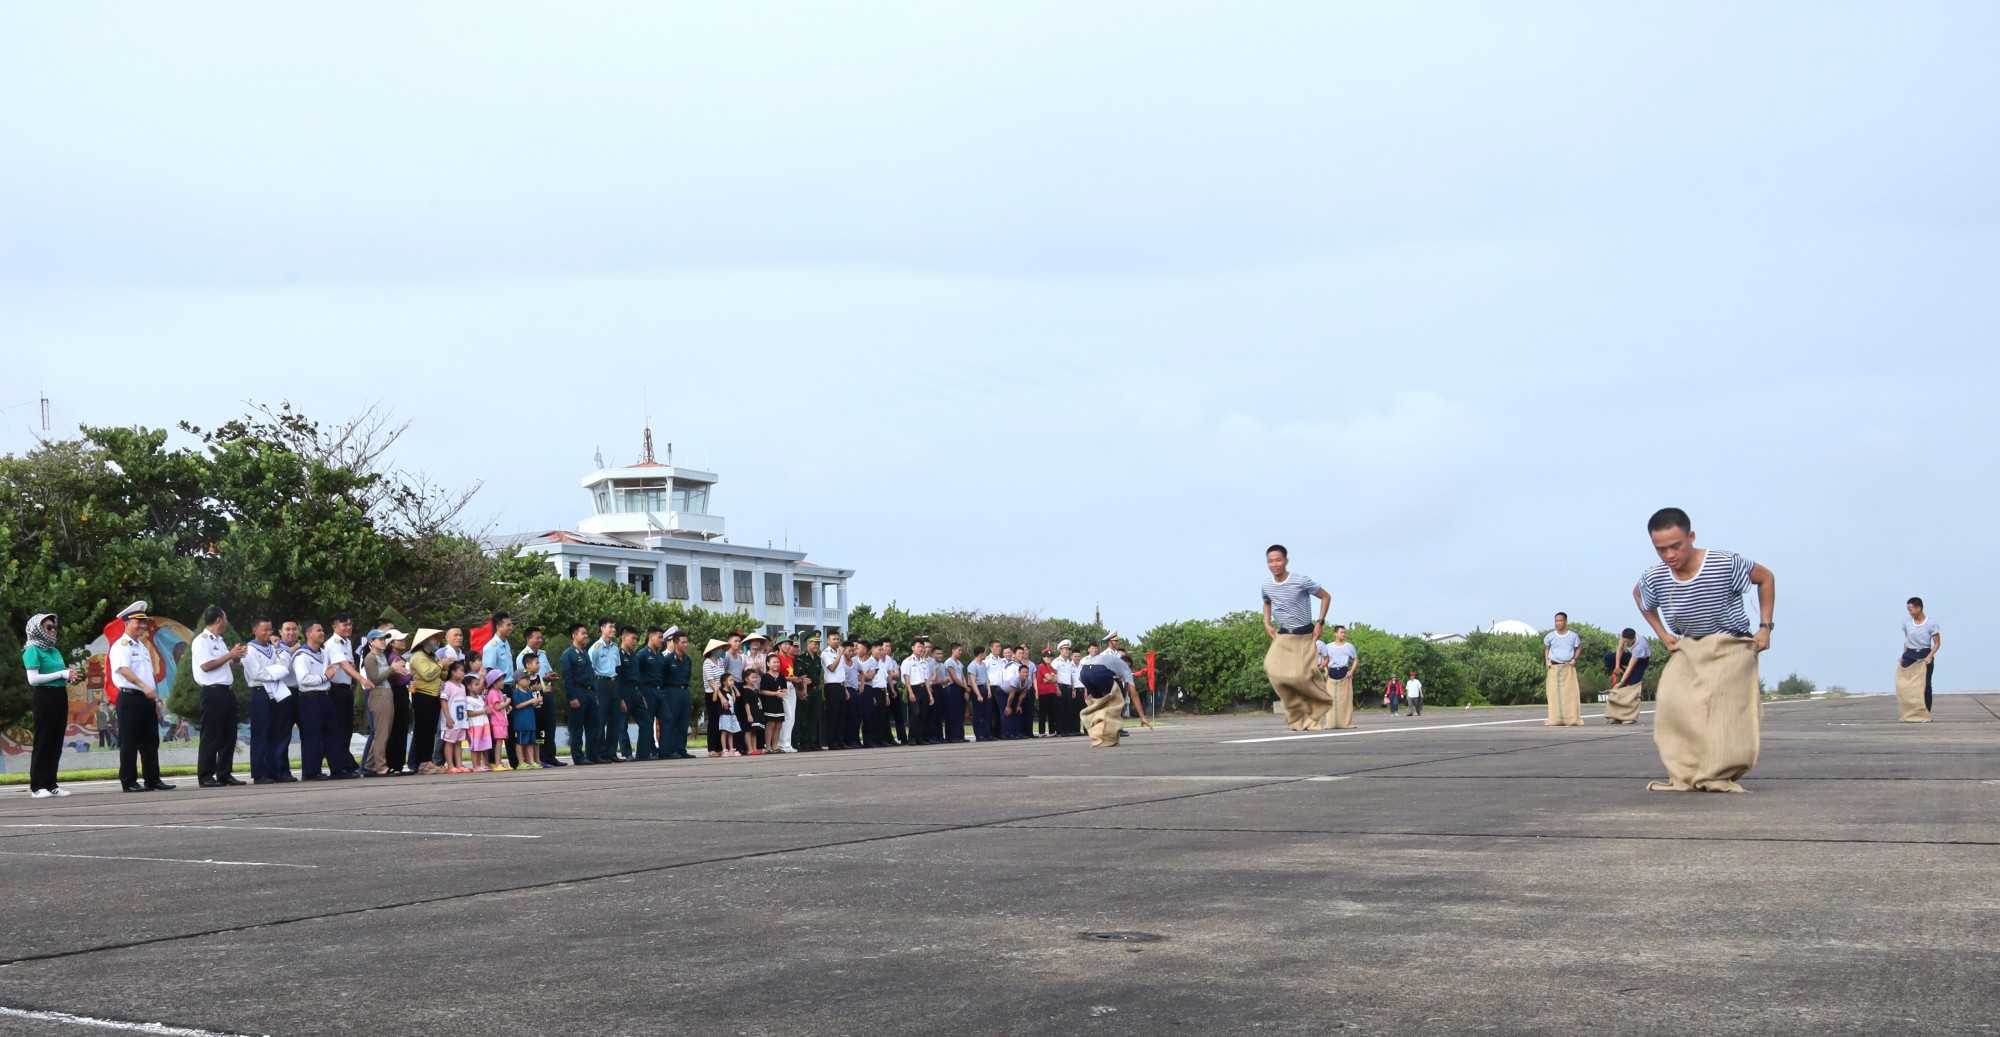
[
  {"xmin": 780, "ymin": 746, "xmax": 799, "ymax": 753},
  {"xmin": 51, "ymin": 787, "xmax": 71, "ymax": 797},
  {"xmin": 31, "ymin": 788, "xmax": 53, "ymax": 798}
]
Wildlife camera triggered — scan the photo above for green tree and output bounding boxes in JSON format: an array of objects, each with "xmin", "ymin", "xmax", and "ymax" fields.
[{"xmin": 1774, "ymin": 673, "xmax": 1816, "ymax": 698}]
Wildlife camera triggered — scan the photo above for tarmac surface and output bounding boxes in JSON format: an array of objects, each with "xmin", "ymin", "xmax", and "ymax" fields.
[{"xmin": 0, "ymin": 694, "xmax": 1995, "ymax": 1037}]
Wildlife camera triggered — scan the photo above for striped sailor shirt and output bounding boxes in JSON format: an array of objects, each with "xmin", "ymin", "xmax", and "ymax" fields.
[
  {"xmin": 1261, "ymin": 572, "xmax": 1322, "ymax": 629},
  {"xmin": 1638, "ymin": 549, "xmax": 1757, "ymax": 639}
]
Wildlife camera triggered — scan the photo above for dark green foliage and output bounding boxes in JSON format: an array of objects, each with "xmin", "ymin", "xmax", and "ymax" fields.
[
  {"xmin": 846, "ymin": 604, "xmax": 1107, "ymax": 659},
  {"xmin": 1774, "ymin": 673, "xmax": 1816, "ymax": 698}
]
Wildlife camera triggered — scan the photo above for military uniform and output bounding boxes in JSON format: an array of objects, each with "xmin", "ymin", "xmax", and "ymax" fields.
[
  {"xmin": 107, "ymin": 604, "xmax": 173, "ymax": 791},
  {"xmin": 632, "ymin": 641, "xmax": 668, "ymax": 760},
  {"xmin": 792, "ymin": 642, "xmax": 823, "ymax": 752}
]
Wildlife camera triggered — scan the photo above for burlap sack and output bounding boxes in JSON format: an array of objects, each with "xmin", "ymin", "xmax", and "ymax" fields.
[
  {"xmin": 1544, "ymin": 662, "xmax": 1583, "ymax": 726},
  {"xmin": 1083, "ymin": 687, "xmax": 1126, "ymax": 747},
  {"xmin": 1603, "ymin": 680, "xmax": 1642, "ymax": 724},
  {"xmin": 1327, "ymin": 673, "xmax": 1357, "ymax": 730},
  {"xmin": 1895, "ymin": 660, "xmax": 1932, "ymax": 722},
  {"xmin": 1264, "ymin": 633, "xmax": 1333, "ymax": 731},
  {"xmin": 1648, "ymin": 634, "xmax": 1760, "ymax": 793}
]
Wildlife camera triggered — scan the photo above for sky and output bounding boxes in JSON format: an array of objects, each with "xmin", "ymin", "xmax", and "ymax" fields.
[{"xmin": 3, "ymin": 2, "xmax": 1996, "ymax": 692}]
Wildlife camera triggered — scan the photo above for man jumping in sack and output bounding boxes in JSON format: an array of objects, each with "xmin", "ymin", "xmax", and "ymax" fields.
[{"xmin": 1260, "ymin": 544, "xmax": 1336, "ymax": 730}]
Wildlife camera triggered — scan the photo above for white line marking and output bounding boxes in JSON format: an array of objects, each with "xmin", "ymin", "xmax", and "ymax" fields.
[
  {"xmin": 0, "ymin": 850, "xmax": 314, "ymax": 868},
  {"xmin": 0, "ymin": 1005, "xmax": 267, "ymax": 1036},
  {"xmin": 1226, "ymin": 711, "xmax": 1657, "ymax": 743},
  {"xmin": 1021, "ymin": 774, "xmax": 1350, "ymax": 782},
  {"xmin": 2, "ymin": 823, "xmax": 537, "ymax": 839}
]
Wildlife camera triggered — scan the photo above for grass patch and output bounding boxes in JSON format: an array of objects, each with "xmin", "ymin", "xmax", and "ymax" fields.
[{"xmin": 1, "ymin": 765, "xmax": 205, "ymax": 786}]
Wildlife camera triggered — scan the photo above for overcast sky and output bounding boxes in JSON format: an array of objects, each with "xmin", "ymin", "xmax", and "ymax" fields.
[{"xmin": 4, "ymin": 3, "xmax": 1996, "ymax": 692}]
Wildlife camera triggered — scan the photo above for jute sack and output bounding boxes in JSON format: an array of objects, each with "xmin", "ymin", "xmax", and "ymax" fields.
[
  {"xmin": 1327, "ymin": 673, "xmax": 1357, "ymax": 730},
  {"xmin": 1264, "ymin": 633, "xmax": 1334, "ymax": 731},
  {"xmin": 1603, "ymin": 680, "xmax": 1642, "ymax": 724},
  {"xmin": 1544, "ymin": 662, "xmax": 1583, "ymax": 726},
  {"xmin": 1083, "ymin": 687, "xmax": 1126, "ymax": 747},
  {"xmin": 1648, "ymin": 634, "xmax": 1760, "ymax": 793},
  {"xmin": 1895, "ymin": 660, "xmax": 1932, "ymax": 722}
]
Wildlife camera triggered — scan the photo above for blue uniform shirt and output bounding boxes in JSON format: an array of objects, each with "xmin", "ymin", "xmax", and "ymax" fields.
[
  {"xmin": 481, "ymin": 637, "xmax": 515, "ymax": 683},
  {"xmin": 588, "ymin": 637, "xmax": 621, "ymax": 678},
  {"xmin": 614, "ymin": 645, "xmax": 641, "ymax": 689},
  {"xmin": 559, "ymin": 645, "xmax": 594, "ymax": 696},
  {"xmin": 662, "ymin": 651, "xmax": 693, "ymax": 689},
  {"xmin": 633, "ymin": 646, "xmax": 668, "ymax": 689}
]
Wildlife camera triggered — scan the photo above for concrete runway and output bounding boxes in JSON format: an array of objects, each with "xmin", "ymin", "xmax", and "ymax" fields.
[{"xmin": 1, "ymin": 695, "xmax": 1994, "ymax": 1037}]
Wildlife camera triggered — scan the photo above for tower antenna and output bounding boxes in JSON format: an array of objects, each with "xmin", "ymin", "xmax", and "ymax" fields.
[{"xmin": 640, "ymin": 389, "xmax": 655, "ymax": 464}]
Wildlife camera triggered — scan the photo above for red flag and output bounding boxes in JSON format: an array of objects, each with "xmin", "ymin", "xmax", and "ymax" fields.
[{"xmin": 469, "ymin": 621, "xmax": 494, "ymax": 656}]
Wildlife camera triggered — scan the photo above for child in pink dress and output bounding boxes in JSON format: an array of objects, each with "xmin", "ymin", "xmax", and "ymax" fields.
[{"xmin": 483, "ymin": 669, "xmax": 511, "ymax": 771}]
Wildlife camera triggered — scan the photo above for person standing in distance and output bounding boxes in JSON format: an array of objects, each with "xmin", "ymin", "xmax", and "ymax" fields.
[
  {"xmin": 1404, "ymin": 670, "xmax": 1424, "ymax": 717},
  {"xmin": 1261, "ymin": 545, "xmax": 1336, "ymax": 730},
  {"xmin": 587, "ymin": 618, "xmax": 624, "ymax": 763},
  {"xmin": 21, "ymin": 613, "xmax": 78, "ymax": 798},
  {"xmin": 559, "ymin": 623, "xmax": 598, "ymax": 765},
  {"xmin": 516, "ymin": 627, "xmax": 564, "ymax": 766},
  {"xmin": 661, "ymin": 628, "xmax": 695, "ymax": 759},
  {"xmin": 109, "ymin": 602, "xmax": 174, "ymax": 792},
  {"xmin": 818, "ymin": 633, "xmax": 848, "ymax": 751},
  {"xmin": 192, "ymin": 605, "xmax": 248, "ymax": 787},
  {"xmin": 1318, "ymin": 626, "xmax": 1359, "ymax": 729},
  {"xmin": 1634, "ymin": 507, "xmax": 1775, "ymax": 793},
  {"xmin": 323, "ymin": 613, "xmax": 368, "ymax": 778},
  {"xmin": 631, "ymin": 626, "xmax": 669, "ymax": 761},
  {"xmin": 1542, "ymin": 612, "xmax": 1584, "ymax": 727},
  {"xmin": 1900, "ymin": 597, "xmax": 1941, "ymax": 717}
]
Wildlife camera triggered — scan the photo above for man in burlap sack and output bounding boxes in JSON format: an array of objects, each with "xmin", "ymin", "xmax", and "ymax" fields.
[
  {"xmin": 1079, "ymin": 633, "xmax": 1146, "ymax": 747},
  {"xmin": 1634, "ymin": 508, "xmax": 1776, "ymax": 793},
  {"xmin": 1541, "ymin": 612, "xmax": 1585, "ymax": 727},
  {"xmin": 1317, "ymin": 625, "xmax": 1359, "ymax": 729},
  {"xmin": 1260, "ymin": 545, "xmax": 1335, "ymax": 730},
  {"xmin": 1600, "ymin": 627, "xmax": 1649, "ymax": 724},
  {"xmin": 1895, "ymin": 597, "xmax": 1940, "ymax": 722}
]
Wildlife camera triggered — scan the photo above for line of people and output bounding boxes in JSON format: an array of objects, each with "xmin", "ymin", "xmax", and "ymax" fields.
[
  {"xmin": 16, "ymin": 602, "xmax": 1150, "ymax": 798},
  {"xmin": 700, "ymin": 631, "xmax": 1144, "ymax": 755}
]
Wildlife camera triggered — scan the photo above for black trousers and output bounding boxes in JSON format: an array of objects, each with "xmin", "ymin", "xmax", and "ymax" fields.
[
  {"xmin": 821, "ymin": 686, "xmax": 846, "ymax": 749},
  {"xmin": 116, "ymin": 690, "xmax": 162, "ymax": 786},
  {"xmin": 885, "ymin": 689, "xmax": 910, "ymax": 745},
  {"xmin": 409, "ymin": 694, "xmax": 441, "ymax": 772},
  {"xmin": 906, "ymin": 685, "xmax": 931, "ymax": 744},
  {"xmin": 386, "ymin": 689, "xmax": 412, "ymax": 772},
  {"xmin": 328, "ymin": 682, "xmax": 360, "ymax": 774},
  {"xmin": 935, "ymin": 683, "xmax": 966, "ymax": 742},
  {"xmin": 197, "ymin": 685, "xmax": 238, "ymax": 781},
  {"xmin": 867, "ymin": 688, "xmax": 893, "ymax": 747},
  {"xmin": 535, "ymin": 696, "xmax": 559, "ymax": 762},
  {"xmin": 30, "ymin": 685, "xmax": 68, "ymax": 791}
]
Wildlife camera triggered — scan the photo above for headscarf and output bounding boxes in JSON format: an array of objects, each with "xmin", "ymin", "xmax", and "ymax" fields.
[{"xmin": 25, "ymin": 613, "xmax": 57, "ymax": 651}]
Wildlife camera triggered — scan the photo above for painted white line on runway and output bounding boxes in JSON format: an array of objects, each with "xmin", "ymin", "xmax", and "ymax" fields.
[
  {"xmin": 0, "ymin": 850, "xmax": 313, "ymax": 868},
  {"xmin": 1021, "ymin": 775, "xmax": 1350, "ymax": 782},
  {"xmin": 0, "ymin": 1005, "xmax": 267, "ymax": 1037},
  {"xmin": 1226, "ymin": 711, "xmax": 1657, "ymax": 744},
  {"xmin": 2, "ymin": 823, "xmax": 537, "ymax": 839}
]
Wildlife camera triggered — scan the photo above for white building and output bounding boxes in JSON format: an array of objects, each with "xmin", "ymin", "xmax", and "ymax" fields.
[{"xmin": 489, "ymin": 432, "xmax": 854, "ymax": 640}]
